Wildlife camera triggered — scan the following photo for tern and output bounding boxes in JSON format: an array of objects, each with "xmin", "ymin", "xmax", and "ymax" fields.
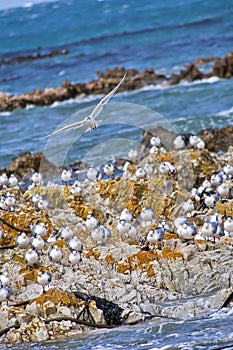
[{"xmin": 35, "ymin": 73, "xmax": 126, "ymax": 139}]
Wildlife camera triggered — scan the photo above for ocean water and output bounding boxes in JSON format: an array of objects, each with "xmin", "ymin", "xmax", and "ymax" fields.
[{"xmin": 0, "ymin": 0, "xmax": 233, "ymax": 348}]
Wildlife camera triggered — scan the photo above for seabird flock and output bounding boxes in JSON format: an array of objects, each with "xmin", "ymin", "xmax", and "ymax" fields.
[{"xmin": 0, "ymin": 74, "xmax": 232, "ymax": 306}]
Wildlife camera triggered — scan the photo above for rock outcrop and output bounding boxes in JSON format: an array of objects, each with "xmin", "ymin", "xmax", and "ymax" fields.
[
  {"xmin": 0, "ymin": 140, "xmax": 232, "ymax": 343},
  {"xmin": 0, "ymin": 52, "xmax": 233, "ymax": 112}
]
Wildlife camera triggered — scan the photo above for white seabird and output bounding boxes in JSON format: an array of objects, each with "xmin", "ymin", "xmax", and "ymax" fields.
[
  {"xmin": 140, "ymin": 208, "xmax": 154, "ymax": 226},
  {"xmin": 90, "ymin": 225, "xmax": 106, "ymax": 244},
  {"xmin": 31, "ymin": 193, "xmax": 43, "ymax": 205},
  {"xmin": 31, "ymin": 172, "xmax": 43, "ymax": 185},
  {"xmin": 120, "ymin": 208, "xmax": 133, "ymax": 223},
  {"xmin": 0, "ymin": 272, "xmax": 11, "ymax": 288},
  {"xmin": 150, "ymin": 136, "xmax": 161, "ymax": 147},
  {"xmin": 68, "ymin": 236, "xmax": 83, "ymax": 252},
  {"xmin": 87, "ymin": 167, "xmax": 99, "ymax": 182},
  {"xmin": 147, "ymin": 227, "xmax": 164, "ymax": 244},
  {"xmin": 31, "ymin": 223, "xmax": 47, "ymax": 237},
  {"xmin": 177, "ymin": 222, "xmax": 196, "ymax": 240},
  {"xmin": 224, "ymin": 217, "xmax": 233, "ymax": 237},
  {"xmin": 117, "ymin": 219, "xmax": 131, "ymax": 235},
  {"xmin": 68, "ymin": 250, "xmax": 82, "ymax": 266},
  {"xmin": 60, "ymin": 226, "xmax": 74, "ymax": 241},
  {"xmin": 103, "ymin": 163, "xmax": 115, "ymax": 177},
  {"xmin": 0, "ymin": 284, "xmax": 10, "ymax": 303},
  {"xmin": 48, "ymin": 246, "xmax": 63, "ymax": 263},
  {"xmin": 0, "ymin": 173, "xmax": 8, "ymax": 187},
  {"xmin": 15, "ymin": 232, "xmax": 30, "ymax": 249},
  {"xmin": 25, "ymin": 248, "xmax": 39, "ymax": 266},
  {"xmin": 159, "ymin": 162, "xmax": 176, "ymax": 175},
  {"xmin": 30, "ymin": 235, "xmax": 45, "ymax": 251},
  {"xmin": 37, "ymin": 271, "xmax": 52, "ymax": 291},
  {"xmin": 8, "ymin": 174, "xmax": 18, "ymax": 187},
  {"xmin": 61, "ymin": 169, "xmax": 72, "ymax": 184},
  {"xmin": 135, "ymin": 167, "xmax": 147, "ymax": 179},
  {"xmin": 85, "ymin": 214, "xmax": 99, "ymax": 232},
  {"xmin": 128, "ymin": 149, "xmax": 138, "ymax": 162},
  {"xmin": 35, "ymin": 73, "xmax": 126, "ymax": 139}
]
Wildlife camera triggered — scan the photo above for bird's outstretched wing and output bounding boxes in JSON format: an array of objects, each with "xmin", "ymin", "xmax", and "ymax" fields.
[
  {"xmin": 89, "ymin": 72, "xmax": 127, "ymax": 120},
  {"xmin": 33, "ymin": 119, "xmax": 87, "ymax": 140},
  {"xmin": 34, "ymin": 73, "xmax": 126, "ymax": 140}
]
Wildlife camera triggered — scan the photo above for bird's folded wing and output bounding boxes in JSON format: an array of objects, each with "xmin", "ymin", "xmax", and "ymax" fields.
[
  {"xmin": 90, "ymin": 72, "xmax": 126, "ymax": 120},
  {"xmin": 33, "ymin": 119, "xmax": 87, "ymax": 140}
]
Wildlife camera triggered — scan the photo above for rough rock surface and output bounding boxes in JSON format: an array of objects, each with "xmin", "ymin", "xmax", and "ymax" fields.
[
  {"xmin": 0, "ymin": 51, "xmax": 233, "ymax": 111},
  {"xmin": 0, "ymin": 142, "xmax": 232, "ymax": 344}
]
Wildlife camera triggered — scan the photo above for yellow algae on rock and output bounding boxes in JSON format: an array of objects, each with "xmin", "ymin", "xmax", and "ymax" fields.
[
  {"xmin": 29, "ymin": 288, "xmax": 80, "ymax": 307},
  {"xmin": 216, "ymin": 199, "xmax": 233, "ymax": 217},
  {"xmin": 85, "ymin": 247, "xmax": 101, "ymax": 260},
  {"xmin": 160, "ymin": 246, "xmax": 183, "ymax": 260}
]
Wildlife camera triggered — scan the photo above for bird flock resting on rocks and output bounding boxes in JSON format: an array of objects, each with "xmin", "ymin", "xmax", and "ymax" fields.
[{"xmin": 0, "ymin": 130, "xmax": 232, "ymax": 330}]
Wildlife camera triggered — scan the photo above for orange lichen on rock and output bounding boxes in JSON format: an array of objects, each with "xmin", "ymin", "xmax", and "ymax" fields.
[
  {"xmin": 105, "ymin": 250, "xmax": 159, "ymax": 277},
  {"xmin": 29, "ymin": 288, "xmax": 80, "ymax": 307},
  {"xmin": 216, "ymin": 200, "xmax": 233, "ymax": 217},
  {"xmin": 160, "ymin": 246, "xmax": 182, "ymax": 260},
  {"xmin": 85, "ymin": 247, "xmax": 100, "ymax": 260}
]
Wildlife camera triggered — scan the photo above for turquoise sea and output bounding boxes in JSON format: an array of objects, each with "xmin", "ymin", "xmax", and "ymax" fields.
[{"xmin": 0, "ymin": 0, "xmax": 233, "ymax": 348}]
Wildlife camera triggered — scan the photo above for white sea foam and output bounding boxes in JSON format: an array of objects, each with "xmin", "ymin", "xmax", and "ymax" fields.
[
  {"xmin": 217, "ymin": 107, "xmax": 233, "ymax": 116},
  {"xmin": 0, "ymin": 111, "xmax": 11, "ymax": 116},
  {"xmin": 50, "ymin": 94, "xmax": 100, "ymax": 108},
  {"xmin": 22, "ymin": 2, "xmax": 33, "ymax": 8},
  {"xmin": 129, "ymin": 75, "xmax": 221, "ymax": 93}
]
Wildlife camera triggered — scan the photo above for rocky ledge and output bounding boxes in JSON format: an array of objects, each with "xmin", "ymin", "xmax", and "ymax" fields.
[
  {"xmin": 0, "ymin": 132, "xmax": 232, "ymax": 344},
  {"xmin": 0, "ymin": 51, "xmax": 233, "ymax": 111}
]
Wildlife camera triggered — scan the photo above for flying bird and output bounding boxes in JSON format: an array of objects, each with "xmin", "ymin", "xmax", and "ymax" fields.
[{"xmin": 35, "ymin": 73, "xmax": 126, "ymax": 140}]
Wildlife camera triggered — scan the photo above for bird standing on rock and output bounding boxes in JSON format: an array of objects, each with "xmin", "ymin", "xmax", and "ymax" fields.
[
  {"xmin": 0, "ymin": 282, "xmax": 10, "ymax": 303},
  {"xmin": 103, "ymin": 163, "xmax": 115, "ymax": 177},
  {"xmin": 140, "ymin": 208, "xmax": 154, "ymax": 226},
  {"xmin": 8, "ymin": 174, "xmax": 18, "ymax": 187},
  {"xmin": 68, "ymin": 236, "xmax": 83, "ymax": 252},
  {"xmin": 31, "ymin": 223, "xmax": 47, "ymax": 237},
  {"xmin": 85, "ymin": 214, "xmax": 99, "ymax": 232},
  {"xmin": 177, "ymin": 222, "xmax": 196, "ymax": 240},
  {"xmin": 68, "ymin": 250, "xmax": 82, "ymax": 266},
  {"xmin": 0, "ymin": 272, "xmax": 11, "ymax": 288},
  {"xmin": 15, "ymin": 232, "xmax": 30, "ymax": 249},
  {"xmin": 120, "ymin": 208, "xmax": 133, "ymax": 223},
  {"xmin": 87, "ymin": 167, "xmax": 99, "ymax": 182},
  {"xmin": 117, "ymin": 219, "xmax": 131, "ymax": 235},
  {"xmin": 135, "ymin": 167, "xmax": 147, "ymax": 179},
  {"xmin": 159, "ymin": 162, "xmax": 176, "ymax": 175},
  {"xmin": 30, "ymin": 235, "xmax": 45, "ymax": 252},
  {"xmin": 224, "ymin": 217, "xmax": 233, "ymax": 236},
  {"xmin": 48, "ymin": 246, "xmax": 63, "ymax": 263},
  {"xmin": 37, "ymin": 271, "xmax": 52, "ymax": 291},
  {"xmin": 25, "ymin": 248, "xmax": 39, "ymax": 266},
  {"xmin": 60, "ymin": 226, "xmax": 74, "ymax": 241},
  {"xmin": 150, "ymin": 136, "xmax": 161, "ymax": 147},
  {"xmin": 61, "ymin": 169, "xmax": 72, "ymax": 185},
  {"xmin": 147, "ymin": 227, "xmax": 164, "ymax": 245}
]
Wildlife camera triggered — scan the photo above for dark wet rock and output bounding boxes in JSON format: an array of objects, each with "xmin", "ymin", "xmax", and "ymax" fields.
[
  {"xmin": 140, "ymin": 124, "xmax": 233, "ymax": 155},
  {"xmin": 0, "ymin": 48, "xmax": 68, "ymax": 67},
  {"xmin": 198, "ymin": 125, "xmax": 233, "ymax": 152},
  {"xmin": 1, "ymin": 51, "xmax": 233, "ymax": 112},
  {"xmin": 169, "ymin": 63, "xmax": 204, "ymax": 85},
  {"xmin": 210, "ymin": 51, "xmax": 233, "ymax": 79},
  {"xmin": 0, "ymin": 151, "xmax": 57, "ymax": 181},
  {"xmin": 73, "ymin": 290, "xmax": 124, "ymax": 326}
]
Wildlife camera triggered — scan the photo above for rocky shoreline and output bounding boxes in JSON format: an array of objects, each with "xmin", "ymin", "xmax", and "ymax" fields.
[
  {"xmin": 0, "ymin": 51, "xmax": 233, "ymax": 112},
  {"xmin": 0, "ymin": 48, "xmax": 69, "ymax": 68},
  {"xmin": 0, "ymin": 128, "xmax": 232, "ymax": 344}
]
